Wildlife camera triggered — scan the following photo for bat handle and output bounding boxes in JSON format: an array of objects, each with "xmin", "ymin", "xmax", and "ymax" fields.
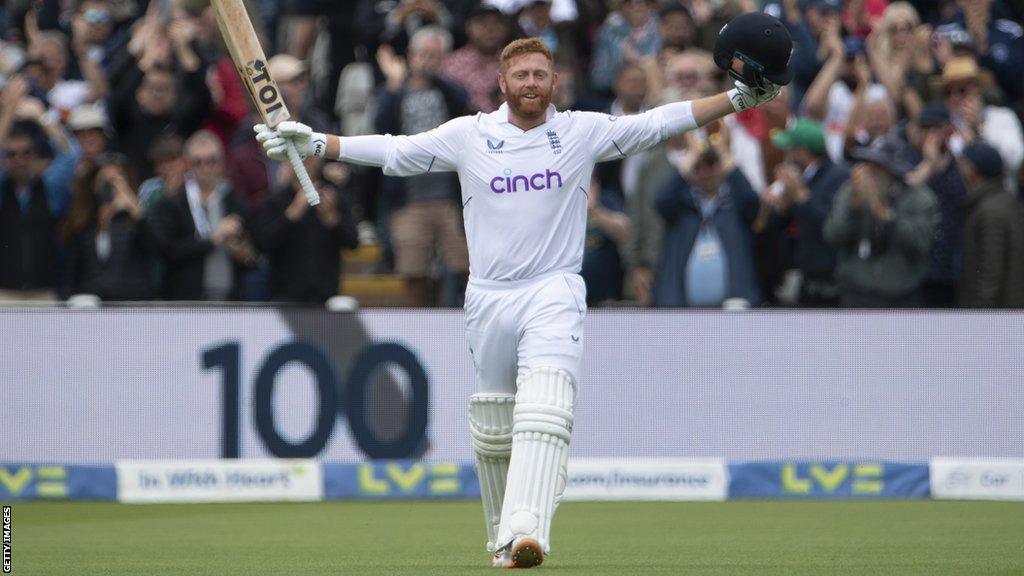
[{"xmin": 285, "ymin": 140, "xmax": 320, "ymax": 206}]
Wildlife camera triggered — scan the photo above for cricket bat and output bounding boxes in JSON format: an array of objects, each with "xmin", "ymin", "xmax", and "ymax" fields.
[{"xmin": 210, "ymin": 0, "xmax": 320, "ymax": 206}]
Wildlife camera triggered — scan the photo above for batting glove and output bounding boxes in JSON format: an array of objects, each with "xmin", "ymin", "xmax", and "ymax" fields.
[
  {"xmin": 254, "ymin": 121, "xmax": 328, "ymax": 161},
  {"xmin": 727, "ymin": 80, "xmax": 781, "ymax": 112}
]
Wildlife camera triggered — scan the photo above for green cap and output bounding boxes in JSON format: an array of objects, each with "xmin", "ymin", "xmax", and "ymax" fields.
[{"xmin": 771, "ymin": 118, "xmax": 827, "ymax": 154}]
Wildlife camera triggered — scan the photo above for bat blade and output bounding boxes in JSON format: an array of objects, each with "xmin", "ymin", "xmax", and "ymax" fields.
[
  {"xmin": 211, "ymin": 0, "xmax": 319, "ymax": 206},
  {"xmin": 211, "ymin": 0, "xmax": 290, "ymax": 128}
]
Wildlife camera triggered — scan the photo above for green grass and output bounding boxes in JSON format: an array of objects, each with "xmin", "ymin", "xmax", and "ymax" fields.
[{"xmin": 9, "ymin": 500, "xmax": 1024, "ymax": 575}]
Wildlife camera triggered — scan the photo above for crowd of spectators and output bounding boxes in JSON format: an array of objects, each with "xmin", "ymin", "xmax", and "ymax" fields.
[{"xmin": 0, "ymin": 0, "xmax": 1022, "ymax": 308}]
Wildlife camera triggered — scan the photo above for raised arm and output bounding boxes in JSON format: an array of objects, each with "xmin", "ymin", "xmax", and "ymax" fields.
[
  {"xmin": 256, "ymin": 116, "xmax": 467, "ymax": 177},
  {"xmin": 583, "ymin": 82, "xmax": 780, "ymax": 163}
]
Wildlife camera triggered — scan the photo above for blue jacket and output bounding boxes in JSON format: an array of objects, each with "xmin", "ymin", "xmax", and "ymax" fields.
[
  {"xmin": 772, "ymin": 159, "xmax": 850, "ymax": 279},
  {"xmin": 653, "ymin": 169, "xmax": 762, "ymax": 307}
]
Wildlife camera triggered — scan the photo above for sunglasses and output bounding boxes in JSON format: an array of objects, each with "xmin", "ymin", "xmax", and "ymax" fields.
[{"xmin": 888, "ymin": 23, "xmax": 913, "ymax": 34}]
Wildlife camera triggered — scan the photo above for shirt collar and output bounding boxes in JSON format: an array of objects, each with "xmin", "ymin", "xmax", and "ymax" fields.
[{"xmin": 493, "ymin": 102, "xmax": 558, "ymax": 125}]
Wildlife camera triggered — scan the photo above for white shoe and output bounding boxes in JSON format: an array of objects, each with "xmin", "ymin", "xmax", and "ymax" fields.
[{"xmin": 492, "ymin": 547, "xmax": 512, "ymax": 568}]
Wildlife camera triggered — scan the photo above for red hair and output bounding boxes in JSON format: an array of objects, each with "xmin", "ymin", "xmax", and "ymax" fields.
[{"xmin": 500, "ymin": 38, "xmax": 553, "ymax": 72}]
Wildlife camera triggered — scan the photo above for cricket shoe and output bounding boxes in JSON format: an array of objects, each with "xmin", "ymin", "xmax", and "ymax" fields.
[{"xmin": 492, "ymin": 547, "xmax": 512, "ymax": 568}]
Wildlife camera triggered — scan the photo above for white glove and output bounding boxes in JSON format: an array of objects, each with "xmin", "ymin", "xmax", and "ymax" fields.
[
  {"xmin": 727, "ymin": 80, "xmax": 781, "ymax": 112},
  {"xmin": 254, "ymin": 121, "xmax": 328, "ymax": 161}
]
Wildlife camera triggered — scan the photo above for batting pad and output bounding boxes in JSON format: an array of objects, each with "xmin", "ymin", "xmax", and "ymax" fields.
[
  {"xmin": 497, "ymin": 367, "xmax": 576, "ymax": 553},
  {"xmin": 469, "ymin": 393, "xmax": 515, "ymax": 551}
]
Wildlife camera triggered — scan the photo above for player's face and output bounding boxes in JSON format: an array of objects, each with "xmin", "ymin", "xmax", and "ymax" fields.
[{"xmin": 500, "ymin": 53, "xmax": 557, "ymax": 120}]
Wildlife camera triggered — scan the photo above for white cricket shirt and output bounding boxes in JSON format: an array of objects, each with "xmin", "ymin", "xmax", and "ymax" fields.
[{"xmin": 344, "ymin": 101, "xmax": 696, "ymax": 282}]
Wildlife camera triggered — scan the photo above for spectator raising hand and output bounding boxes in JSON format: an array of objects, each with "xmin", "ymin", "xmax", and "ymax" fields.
[
  {"xmin": 376, "ymin": 45, "xmax": 408, "ymax": 92},
  {"xmin": 0, "ymin": 77, "xmax": 81, "ymax": 301}
]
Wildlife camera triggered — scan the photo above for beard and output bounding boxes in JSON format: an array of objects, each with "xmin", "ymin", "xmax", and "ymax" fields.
[{"xmin": 506, "ymin": 86, "xmax": 552, "ymax": 119}]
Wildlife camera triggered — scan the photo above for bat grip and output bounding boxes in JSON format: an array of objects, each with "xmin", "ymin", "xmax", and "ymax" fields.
[{"xmin": 285, "ymin": 140, "xmax": 320, "ymax": 206}]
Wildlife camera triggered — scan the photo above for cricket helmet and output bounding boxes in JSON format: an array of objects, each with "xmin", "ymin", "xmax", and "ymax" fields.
[{"xmin": 714, "ymin": 12, "xmax": 794, "ymax": 90}]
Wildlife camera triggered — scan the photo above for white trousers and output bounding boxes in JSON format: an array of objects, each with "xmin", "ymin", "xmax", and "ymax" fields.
[{"xmin": 464, "ymin": 271, "xmax": 587, "ymax": 394}]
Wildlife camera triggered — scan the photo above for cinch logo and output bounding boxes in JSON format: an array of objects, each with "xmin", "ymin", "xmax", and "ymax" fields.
[{"xmin": 490, "ymin": 169, "xmax": 563, "ymax": 193}]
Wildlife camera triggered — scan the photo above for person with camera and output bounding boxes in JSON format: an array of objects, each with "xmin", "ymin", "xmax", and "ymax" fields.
[
  {"xmin": 823, "ymin": 135, "xmax": 939, "ymax": 307},
  {"xmin": 60, "ymin": 153, "xmax": 156, "ymax": 301},
  {"xmin": 251, "ymin": 159, "xmax": 359, "ymax": 304}
]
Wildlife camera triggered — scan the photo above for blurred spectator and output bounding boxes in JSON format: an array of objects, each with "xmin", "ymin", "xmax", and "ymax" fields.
[
  {"xmin": 252, "ymin": 159, "xmax": 359, "ymax": 304},
  {"xmin": 109, "ymin": 11, "xmax": 210, "ymax": 180},
  {"xmin": 589, "ymin": 0, "xmax": 661, "ymax": 96},
  {"xmin": 596, "ymin": 63, "xmax": 647, "ymax": 199},
  {"xmin": 550, "ymin": 62, "xmax": 604, "ymax": 112},
  {"xmin": 272, "ymin": 54, "xmax": 335, "ymax": 134},
  {"xmin": 824, "ymin": 135, "xmax": 939, "ymax": 307},
  {"xmin": 73, "ymin": 0, "xmax": 124, "ymax": 73},
  {"xmin": 653, "ymin": 134, "xmax": 761, "ymax": 307},
  {"xmin": 658, "ymin": 2, "xmax": 697, "ymax": 55},
  {"xmin": 842, "ymin": 0, "xmax": 888, "ymax": 37},
  {"xmin": 375, "ymin": 27, "xmax": 469, "ymax": 306},
  {"xmin": 936, "ymin": 0, "xmax": 1024, "ymax": 105},
  {"xmin": 941, "ymin": 57, "xmax": 1023, "ymax": 192},
  {"xmin": 138, "ymin": 134, "xmax": 186, "ymax": 212},
  {"xmin": 0, "ymin": 79, "xmax": 80, "ymax": 302},
  {"xmin": 648, "ymin": 48, "xmax": 715, "ymax": 109},
  {"xmin": 803, "ymin": 30, "xmax": 889, "ymax": 162},
  {"xmin": 442, "ymin": 4, "xmax": 510, "ymax": 113},
  {"xmin": 515, "ymin": 0, "xmax": 583, "ymax": 79},
  {"xmin": 863, "ymin": 2, "xmax": 931, "ymax": 118},
  {"xmin": 67, "ymin": 0, "xmax": 116, "ymax": 101},
  {"xmin": 66, "ymin": 103, "xmax": 111, "ymax": 165},
  {"xmin": 768, "ymin": 118, "xmax": 848, "ymax": 306},
  {"xmin": 198, "ymin": 11, "xmax": 248, "ymax": 148},
  {"xmin": 622, "ymin": 131, "xmax": 685, "ymax": 306},
  {"xmin": 904, "ymin": 103, "xmax": 967, "ymax": 307},
  {"xmin": 137, "ymin": 133, "xmax": 187, "ymax": 297},
  {"xmin": 583, "ymin": 177, "xmax": 630, "ymax": 305},
  {"xmin": 22, "ymin": 9, "xmax": 105, "ymax": 115},
  {"xmin": 771, "ymin": 0, "xmax": 844, "ymax": 108},
  {"xmin": 60, "ymin": 153, "xmax": 155, "ymax": 301},
  {"xmin": 956, "ymin": 142, "xmax": 1024, "ymax": 308},
  {"xmin": 150, "ymin": 131, "xmax": 254, "ymax": 301},
  {"xmin": 381, "ymin": 0, "xmax": 455, "ymax": 55}
]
